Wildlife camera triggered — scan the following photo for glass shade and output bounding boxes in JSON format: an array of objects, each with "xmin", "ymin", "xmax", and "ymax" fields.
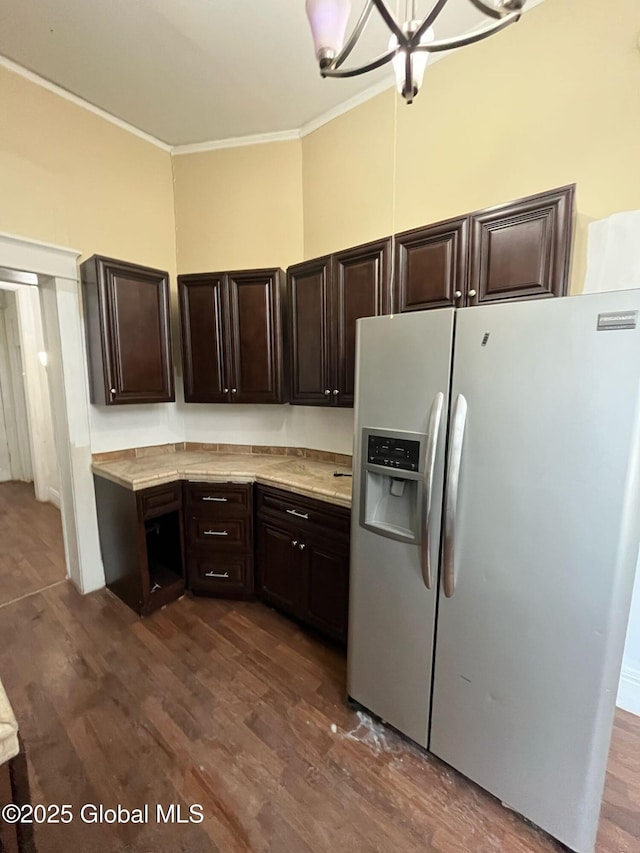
[
  {"xmin": 305, "ymin": 0, "xmax": 352, "ymax": 58},
  {"xmin": 390, "ymin": 22, "xmax": 435, "ymax": 99}
]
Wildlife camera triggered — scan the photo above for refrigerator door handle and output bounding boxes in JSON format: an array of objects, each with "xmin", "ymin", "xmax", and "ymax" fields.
[
  {"xmin": 420, "ymin": 392, "xmax": 444, "ymax": 590},
  {"xmin": 442, "ymin": 393, "xmax": 468, "ymax": 598}
]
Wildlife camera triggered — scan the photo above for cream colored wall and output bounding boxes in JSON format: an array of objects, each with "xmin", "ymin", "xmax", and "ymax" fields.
[
  {"xmin": 0, "ymin": 65, "xmax": 176, "ymax": 274},
  {"xmin": 301, "ymin": 92, "xmax": 396, "ymax": 259},
  {"xmin": 172, "ymin": 141, "xmax": 304, "ymax": 273}
]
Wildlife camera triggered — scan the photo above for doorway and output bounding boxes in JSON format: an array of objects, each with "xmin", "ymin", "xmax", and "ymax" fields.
[{"xmin": 0, "ymin": 232, "xmax": 104, "ymax": 595}]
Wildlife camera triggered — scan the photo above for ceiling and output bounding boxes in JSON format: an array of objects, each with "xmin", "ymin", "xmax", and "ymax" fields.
[{"xmin": 0, "ymin": 0, "xmax": 543, "ymax": 147}]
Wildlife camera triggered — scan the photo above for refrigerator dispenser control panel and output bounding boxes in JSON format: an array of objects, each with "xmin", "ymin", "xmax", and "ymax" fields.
[{"xmin": 367, "ymin": 435, "xmax": 420, "ymax": 471}]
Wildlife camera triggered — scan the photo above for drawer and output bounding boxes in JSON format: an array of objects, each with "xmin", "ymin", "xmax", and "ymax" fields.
[
  {"xmin": 187, "ymin": 552, "xmax": 253, "ymax": 596},
  {"xmin": 187, "ymin": 516, "xmax": 251, "ymax": 550},
  {"xmin": 184, "ymin": 482, "xmax": 252, "ymax": 516},
  {"xmin": 138, "ymin": 482, "xmax": 182, "ymax": 519},
  {"xmin": 256, "ymin": 486, "xmax": 350, "ymax": 537}
]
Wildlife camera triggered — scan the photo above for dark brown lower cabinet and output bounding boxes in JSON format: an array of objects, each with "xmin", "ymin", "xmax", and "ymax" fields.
[
  {"xmin": 94, "ymin": 477, "xmax": 185, "ymax": 616},
  {"xmin": 184, "ymin": 483, "xmax": 254, "ymax": 598},
  {"xmin": 256, "ymin": 486, "xmax": 350, "ymax": 644}
]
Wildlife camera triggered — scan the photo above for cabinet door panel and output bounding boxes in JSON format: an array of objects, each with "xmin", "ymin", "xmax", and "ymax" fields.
[
  {"xmin": 395, "ymin": 217, "xmax": 469, "ymax": 312},
  {"xmin": 81, "ymin": 257, "xmax": 174, "ymax": 405},
  {"xmin": 288, "ymin": 258, "xmax": 331, "ymax": 405},
  {"xmin": 333, "ymin": 238, "xmax": 391, "ymax": 408},
  {"xmin": 469, "ymin": 184, "xmax": 574, "ymax": 305},
  {"xmin": 227, "ymin": 269, "xmax": 285, "ymax": 403},
  {"xmin": 256, "ymin": 519, "xmax": 301, "ymax": 616},
  {"xmin": 179, "ymin": 275, "xmax": 229, "ymax": 403},
  {"xmin": 303, "ymin": 536, "xmax": 349, "ymax": 644}
]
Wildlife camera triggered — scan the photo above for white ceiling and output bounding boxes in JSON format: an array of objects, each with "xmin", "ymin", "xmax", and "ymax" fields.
[{"xmin": 0, "ymin": 0, "xmax": 543, "ymax": 147}]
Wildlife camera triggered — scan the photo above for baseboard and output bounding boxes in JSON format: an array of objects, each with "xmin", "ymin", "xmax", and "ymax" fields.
[
  {"xmin": 617, "ymin": 665, "xmax": 640, "ymax": 716},
  {"xmin": 48, "ymin": 486, "xmax": 60, "ymax": 508}
]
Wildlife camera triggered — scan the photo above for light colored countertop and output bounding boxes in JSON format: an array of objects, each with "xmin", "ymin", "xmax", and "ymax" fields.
[
  {"xmin": 0, "ymin": 679, "xmax": 19, "ymax": 766},
  {"xmin": 92, "ymin": 451, "xmax": 353, "ymax": 509}
]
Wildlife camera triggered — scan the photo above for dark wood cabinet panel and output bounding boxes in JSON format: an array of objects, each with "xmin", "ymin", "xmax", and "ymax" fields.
[
  {"xmin": 184, "ymin": 482, "xmax": 254, "ymax": 597},
  {"xmin": 256, "ymin": 485, "xmax": 350, "ymax": 643},
  {"xmin": 332, "ymin": 237, "xmax": 391, "ymax": 407},
  {"xmin": 179, "ymin": 268, "xmax": 286, "ymax": 404},
  {"xmin": 288, "ymin": 241, "xmax": 391, "ymax": 408},
  {"xmin": 303, "ymin": 535, "xmax": 349, "ymax": 643},
  {"xmin": 81, "ymin": 256, "xmax": 174, "ymax": 405},
  {"xmin": 179, "ymin": 274, "xmax": 229, "ymax": 403},
  {"xmin": 469, "ymin": 184, "xmax": 574, "ymax": 305},
  {"xmin": 227, "ymin": 269, "xmax": 286, "ymax": 403},
  {"xmin": 94, "ymin": 477, "xmax": 185, "ymax": 616},
  {"xmin": 256, "ymin": 518, "xmax": 301, "ymax": 616},
  {"xmin": 395, "ymin": 217, "xmax": 469, "ymax": 312},
  {"xmin": 287, "ymin": 257, "xmax": 332, "ymax": 405}
]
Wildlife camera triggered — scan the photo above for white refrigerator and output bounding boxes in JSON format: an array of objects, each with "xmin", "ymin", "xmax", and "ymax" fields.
[{"xmin": 348, "ymin": 291, "xmax": 640, "ymax": 853}]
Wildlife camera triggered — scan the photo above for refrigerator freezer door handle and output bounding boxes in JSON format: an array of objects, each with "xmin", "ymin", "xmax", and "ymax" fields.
[
  {"xmin": 420, "ymin": 392, "xmax": 444, "ymax": 590},
  {"xmin": 442, "ymin": 394, "xmax": 468, "ymax": 598}
]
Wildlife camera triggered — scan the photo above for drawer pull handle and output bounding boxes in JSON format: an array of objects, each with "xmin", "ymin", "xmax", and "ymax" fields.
[
  {"xmin": 204, "ymin": 530, "xmax": 228, "ymax": 536},
  {"xmin": 205, "ymin": 571, "xmax": 229, "ymax": 578},
  {"xmin": 286, "ymin": 509, "xmax": 309, "ymax": 520},
  {"xmin": 202, "ymin": 496, "xmax": 228, "ymax": 502}
]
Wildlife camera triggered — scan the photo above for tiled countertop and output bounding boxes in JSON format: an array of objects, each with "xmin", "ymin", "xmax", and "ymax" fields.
[
  {"xmin": 92, "ymin": 451, "xmax": 353, "ymax": 509},
  {"xmin": 0, "ymin": 680, "xmax": 19, "ymax": 766}
]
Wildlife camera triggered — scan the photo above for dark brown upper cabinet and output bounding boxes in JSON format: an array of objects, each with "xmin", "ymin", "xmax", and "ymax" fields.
[
  {"xmin": 395, "ymin": 216, "xmax": 469, "ymax": 312},
  {"xmin": 288, "ymin": 237, "xmax": 391, "ymax": 408},
  {"xmin": 179, "ymin": 268, "xmax": 286, "ymax": 404},
  {"xmin": 468, "ymin": 184, "xmax": 575, "ymax": 306},
  {"xmin": 80, "ymin": 255, "xmax": 175, "ymax": 405}
]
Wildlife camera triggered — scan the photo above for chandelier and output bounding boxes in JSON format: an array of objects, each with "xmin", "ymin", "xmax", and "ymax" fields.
[{"xmin": 305, "ymin": 0, "xmax": 526, "ymax": 103}]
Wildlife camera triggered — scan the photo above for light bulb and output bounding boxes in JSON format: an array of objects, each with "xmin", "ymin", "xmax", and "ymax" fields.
[
  {"xmin": 389, "ymin": 22, "xmax": 435, "ymax": 102},
  {"xmin": 305, "ymin": 0, "xmax": 352, "ymax": 67}
]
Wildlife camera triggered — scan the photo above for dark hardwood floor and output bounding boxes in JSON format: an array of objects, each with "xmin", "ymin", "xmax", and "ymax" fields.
[
  {"xmin": 0, "ymin": 482, "xmax": 66, "ymax": 606},
  {"xmin": 0, "ymin": 482, "xmax": 639, "ymax": 852}
]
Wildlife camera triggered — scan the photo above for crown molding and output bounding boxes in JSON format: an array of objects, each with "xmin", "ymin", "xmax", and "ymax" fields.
[
  {"xmin": 0, "ymin": 54, "xmax": 171, "ymax": 152},
  {"xmin": 171, "ymin": 129, "xmax": 301, "ymax": 156},
  {"xmin": 299, "ymin": 78, "xmax": 395, "ymax": 138}
]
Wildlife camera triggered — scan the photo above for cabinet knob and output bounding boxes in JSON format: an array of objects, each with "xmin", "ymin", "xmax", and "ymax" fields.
[
  {"xmin": 224, "ymin": 387, "xmax": 229, "ymax": 393},
  {"xmin": 299, "ymin": 542, "xmax": 306, "ymax": 550},
  {"xmin": 292, "ymin": 539, "xmax": 298, "ymax": 547},
  {"xmin": 454, "ymin": 291, "xmax": 462, "ymax": 299},
  {"xmin": 231, "ymin": 388, "xmax": 237, "ymax": 394},
  {"xmin": 468, "ymin": 289, "xmax": 477, "ymax": 297},
  {"xmin": 332, "ymin": 389, "xmax": 339, "ymax": 396},
  {"xmin": 110, "ymin": 388, "xmax": 116, "ymax": 395},
  {"xmin": 324, "ymin": 389, "xmax": 330, "ymax": 396}
]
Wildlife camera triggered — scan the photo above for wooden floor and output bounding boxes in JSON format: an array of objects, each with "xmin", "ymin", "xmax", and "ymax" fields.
[
  {"xmin": 0, "ymin": 482, "xmax": 66, "ymax": 606},
  {"xmin": 0, "ymin": 483, "xmax": 639, "ymax": 853}
]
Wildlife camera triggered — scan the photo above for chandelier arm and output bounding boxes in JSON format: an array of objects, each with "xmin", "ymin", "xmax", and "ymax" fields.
[
  {"xmin": 410, "ymin": 0, "xmax": 451, "ymax": 44},
  {"xmin": 371, "ymin": 0, "xmax": 406, "ymax": 42},
  {"xmin": 332, "ymin": 0, "xmax": 377, "ymax": 71},
  {"xmin": 404, "ymin": 47, "xmax": 413, "ymax": 98},
  {"xmin": 465, "ymin": 0, "xmax": 508, "ymax": 21},
  {"xmin": 413, "ymin": 12, "xmax": 520, "ymax": 52},
  {"xmin": 321, "ymin": 47, "xmax": 396, "ymax": 78}
]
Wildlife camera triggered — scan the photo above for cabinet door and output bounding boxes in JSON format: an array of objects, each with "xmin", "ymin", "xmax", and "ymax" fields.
[
  {"xmin": 395, "ymin": 217, "xmax": 469, "ymax": 312},
  {"xmin": 287, "ymin": 258, "xmax": 332, "ymax": 405},
  {"xmin": 227, "ymin": 269, "xmax": 286, "ymax": 403},
  {"xmin": 302, "ymin": 535, "xmax": 350, "ymax": 644},
  {"xmin": 332, "ymin": 238, "xmax": 391, "ymax": 408},
  {"xmin": 469, "ymin": 184, "xmax": 574, "ymax": 306},
  {"xmin": 82, "ymin": 256, "xmax": 175, "ymax": 404},
  {"xmin": 178, "ymin": 274, "xmax": 230, "ymax": 403},
  {"xmin": 256, "ymin": 518, "xmax": 302, "ymax": 616}
]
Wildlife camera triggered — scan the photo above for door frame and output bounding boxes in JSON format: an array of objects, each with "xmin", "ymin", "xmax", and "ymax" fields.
[{"xmin": 0, "ymin": 230, "xmax": 104, "ymax": 593}]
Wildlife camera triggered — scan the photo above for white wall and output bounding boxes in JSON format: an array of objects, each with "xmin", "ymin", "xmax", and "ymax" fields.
[
  {"xmin": 183, "ymin": 405, "xmax": 354, "ymax": 456},
  {"xmin": 0, "ymin": 289, "xmax": 32, "ymax": 481}
]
